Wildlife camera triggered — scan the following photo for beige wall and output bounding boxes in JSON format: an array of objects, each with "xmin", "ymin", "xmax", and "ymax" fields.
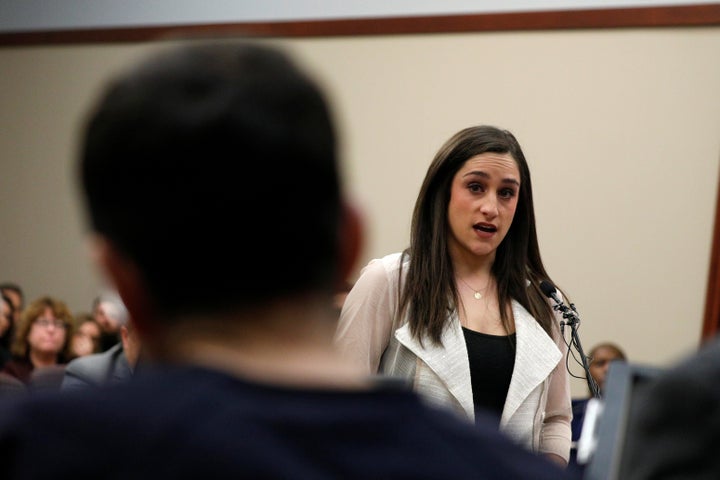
[{"xmin": 1, "ymin": 27, "xmax": 719, "ymax": 396}]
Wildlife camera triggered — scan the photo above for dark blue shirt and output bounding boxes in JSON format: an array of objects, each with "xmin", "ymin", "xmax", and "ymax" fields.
[{"xmin": 0, "ymin": 365, "xmax": 573, "ymax": 479}]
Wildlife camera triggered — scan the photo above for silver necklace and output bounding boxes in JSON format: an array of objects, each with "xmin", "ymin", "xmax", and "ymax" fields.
[{"xmin": 458, "ymin": 277, "xmax": 491, "ymax": 300}]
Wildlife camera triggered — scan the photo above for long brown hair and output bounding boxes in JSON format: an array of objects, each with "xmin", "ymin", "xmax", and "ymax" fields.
[{"xmin": 399, "ymin": 125, "xmax": 558, "ymax": 345}]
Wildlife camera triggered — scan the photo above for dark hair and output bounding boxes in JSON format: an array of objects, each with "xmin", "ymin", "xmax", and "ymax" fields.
[
  {"xmin": 0, "ymin": 293, "xmax": 14, "ymax": 348},
  {"xmin": 589, "ymin": 342, "xmax": 627, "ymax": 361},
  {"xmin": 80, "ymin": 42, "xmax": 340, "ymax": 317},
  {"xmin": 0, "ymin": 283, "xmax": 24, "ymax": 309},
  {"xmin": 399, "ymin": 125, "xmax": 557, "ymax": 344}
]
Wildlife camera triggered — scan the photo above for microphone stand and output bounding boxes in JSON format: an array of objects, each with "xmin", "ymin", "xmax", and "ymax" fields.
[
  {"xmin": 556, "ymin": 304, "xmax": 601, "ymax": 399},
  {"xmin": 540, "ymin": 280, "xmax": 600, "ymax": 399}
]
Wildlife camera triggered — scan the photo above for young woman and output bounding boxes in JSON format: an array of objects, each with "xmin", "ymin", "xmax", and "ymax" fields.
[{"xmin": 335, "ymin": 125, "xmax": 572, "ymax": 466}]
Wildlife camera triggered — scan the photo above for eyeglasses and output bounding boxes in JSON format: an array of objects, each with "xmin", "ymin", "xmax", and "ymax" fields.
[{"xmin": 34, "ymin": 318, "xmax": 67, "ymax": 329}]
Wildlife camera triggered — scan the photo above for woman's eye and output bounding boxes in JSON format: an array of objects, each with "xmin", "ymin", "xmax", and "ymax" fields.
[
  {"xmin": 499, "ymin": 188, "xmax": 516, "ymax": 198},
  {"xmin": 468, "ymin": 183, "xmax": 483, "ymax": 193}
]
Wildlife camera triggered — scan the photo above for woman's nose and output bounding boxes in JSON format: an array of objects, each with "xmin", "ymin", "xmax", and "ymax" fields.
[{"xmin": 480, "ymin": 195, "xmax": 499, "ymax": 217}]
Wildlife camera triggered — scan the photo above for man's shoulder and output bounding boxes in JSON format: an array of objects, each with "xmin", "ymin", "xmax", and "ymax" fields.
[
  {"xmin": 61, "ymin": 343, "xmax": 130, "ymax": 390},
  {"xmin": 66, "ymin": 343, "xmax": 123, "ymax": 372},
  {"xmin": 0, "ymin": 368, "xmax": 570, "ymax": 479}
]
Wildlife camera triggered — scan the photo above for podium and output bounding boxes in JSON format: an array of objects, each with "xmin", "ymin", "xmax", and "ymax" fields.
[{"xmin": 581, "ymin": 361, "xmax": 664, "ymax": 480}]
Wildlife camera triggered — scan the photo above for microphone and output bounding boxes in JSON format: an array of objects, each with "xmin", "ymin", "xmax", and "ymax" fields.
[
  {"xmin": 539, "ymin": 280, "xmax": 562, "ymax": 306},
  {"xmin": 539, "ymin": 280, "xmax": 579, "ymax": 327},
  {"xmin": 539, "ymin": 279, "xmax": 600, "ymax": 398}
]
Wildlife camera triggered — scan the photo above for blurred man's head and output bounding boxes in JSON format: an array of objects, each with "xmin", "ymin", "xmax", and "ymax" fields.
[
  {"xmin": 79, "ymin": 42, "xmax": 356, "ymax": 329},
  {"xmin": 92, "ymin": 291, "xmax": 129, "ymax": 333}
]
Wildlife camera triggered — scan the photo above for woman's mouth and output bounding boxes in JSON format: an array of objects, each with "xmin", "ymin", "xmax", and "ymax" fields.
[{"xmin": 474, "ymin": 223, "xmax": 497, "ymax": 233}]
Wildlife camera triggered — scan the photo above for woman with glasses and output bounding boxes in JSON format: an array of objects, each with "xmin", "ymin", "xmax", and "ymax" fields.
[{"xmin": 2, "ymin": 296, "xmax": 75, "ymax": 385}]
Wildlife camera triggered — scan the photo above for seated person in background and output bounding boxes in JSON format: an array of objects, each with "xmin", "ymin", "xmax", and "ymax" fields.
[
  {"xmin": 0, "ymin": 282, "xmax": 24, "ymax": 327},
  {"xmin": 569, "ymin": 342, "xmax": 626, "ymax": 472},
  {"xmin": 69, "ymin": 313, "xmax": 102, "ymax": 358},
  {"xmin": 62, "ymin": 321, "xmax": 140, "ymax": 391},
  {"xmin": 0, "ymin": 41, "xmax": 572, "ymax": 478},
  {"xmin": 1, "ymin": 296, "xmax": 75, "ymax": 385},
  {"xmin": 0, "ymin": 294, "xmax": 14, "ymax": 369},
  {"xmin": 92, "ymin": 292, "xmax": 129, "ymax": 352}
]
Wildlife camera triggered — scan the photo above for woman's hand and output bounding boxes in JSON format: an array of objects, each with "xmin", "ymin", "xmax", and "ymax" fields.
[{"xmin": 544, "ymin": 453, "xmax": 568, "ymax": 468}]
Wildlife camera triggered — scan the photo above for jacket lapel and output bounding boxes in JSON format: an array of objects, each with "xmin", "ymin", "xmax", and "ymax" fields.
[
  {"xmin": 393, "ymin": 301, "xmax": 561, "ymax": 424},
  {"xmin": 394, "ymin": 314, "xmax": 474, "ymax": 417},
  {"xmin": 501, "ymin": 300, "xmax": 561, "ymax": 425}
]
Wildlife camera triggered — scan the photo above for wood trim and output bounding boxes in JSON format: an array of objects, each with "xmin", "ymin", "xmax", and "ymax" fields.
[
  {"xmin": 1, "ymin": 4, "xmax": 720, "ymax": 46},
  {"xmin": 703, "ymin": 169, "xmax": 720, "ymax": 342}
]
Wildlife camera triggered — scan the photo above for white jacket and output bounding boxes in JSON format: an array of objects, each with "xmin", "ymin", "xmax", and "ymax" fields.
[{"xmin": 335, "ymin": 253, "xmax": 572, "ymax": 462}]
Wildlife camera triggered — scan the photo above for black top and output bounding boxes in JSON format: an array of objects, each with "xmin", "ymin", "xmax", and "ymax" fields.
[
  {"xmin": 0, "ymin": 364, "xmax": 571, "ymax": 479},
  {"xmin": 463, "ymin": 328, "xmax": 516, "ymax": 423}
]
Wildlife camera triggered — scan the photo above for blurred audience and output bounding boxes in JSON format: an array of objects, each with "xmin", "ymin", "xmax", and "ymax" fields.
[
  {"xmin": 70, "ymin": 313, "xmax": 102, "ymax": 358},
  {"xmin": 0, "ymin": 282, "xmax": 25, "ymax": 327},
  {"xmin": 92, "ymin": 292, "xmax": 129, "ymax": 352},
  {"xmin": 1, "ymin": 296, "xmax": 75, "ymax": 385},
  {"xmin": 62, "ymin": 321, "xmax": 140, "ymax": 391},
  {"xmin": 587, "ymin": 342, "xmax": 627, "ymax": 396},
  {"xmin": 0, "ymin": 294, "xmax": 14, "ymax": 369}
]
